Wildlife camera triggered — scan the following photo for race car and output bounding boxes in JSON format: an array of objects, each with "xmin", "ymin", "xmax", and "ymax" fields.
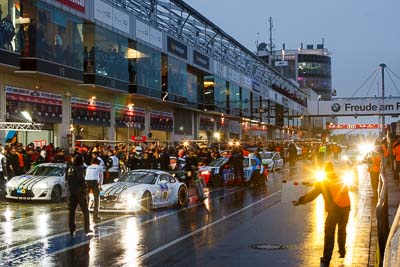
[
  {"xmin": 96, "ymin": 169, "xmax": 188, "ymax": 213},
  {"xmin": 243, "ymin": 154, "xmax": 268, "ymax": 185},
  {"xmin": 260, "ymin": 151, "xmax": 284, "ymax": 172},
  {"xmin": 5, "ymin": 163, "xmax": 68, "ymax": 202},
  {"xmin": 198, "ymin": 157, "xmax": 234, "ymax": 186}
]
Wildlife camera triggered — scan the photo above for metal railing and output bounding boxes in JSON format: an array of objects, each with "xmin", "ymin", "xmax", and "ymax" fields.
[
  {"xmin": 383, "ymin": 203, "xmax": 400, "ymax": 266},
  {"xmin": 376, "ymin": 168, "xmax": 389, "ymax": 267}
]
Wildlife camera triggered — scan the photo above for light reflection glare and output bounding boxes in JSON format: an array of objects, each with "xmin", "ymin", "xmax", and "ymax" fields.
[
  {"xmin": 123, "ymin": 217, "xmax": 142, "ymax": 266},
  {"xmin": 314, "ymin": 195, "xmax": 325, "ymax": 236},
  {"xmin": 37, "ymin": 213, "xmax": 50, "ymax": 237},
  {"xmin": 344, "ymin": 191, "xmax": 357, "ymax": 265},
  {"xmin": 4, "ymin": 209, "xmax": 12, "ymax": 221}
]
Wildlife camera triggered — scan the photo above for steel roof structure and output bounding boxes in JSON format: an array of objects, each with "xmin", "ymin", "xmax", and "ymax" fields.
[{"xmin": 109, "ymin": 0, "xmax": 305, "ymax": 103}]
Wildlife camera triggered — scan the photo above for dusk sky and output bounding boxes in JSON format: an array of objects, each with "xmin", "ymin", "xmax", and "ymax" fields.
[{"xmin": 185, "ymin": 0, "xmax": 400, "ymax": 126}]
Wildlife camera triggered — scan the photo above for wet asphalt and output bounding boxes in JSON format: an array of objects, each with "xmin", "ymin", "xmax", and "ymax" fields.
[{"xmin": 0, "ymin": 160, "xmax": 368, "ymax": 267}]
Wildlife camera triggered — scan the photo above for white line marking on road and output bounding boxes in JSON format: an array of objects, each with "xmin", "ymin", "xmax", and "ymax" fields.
[
  {"xmin": 137, "ymin": 191, "xmax": 281, "ymax": 260},
  {"xmin": 39, "ymin": 186, "xmax": 254, "ymax": 258}
]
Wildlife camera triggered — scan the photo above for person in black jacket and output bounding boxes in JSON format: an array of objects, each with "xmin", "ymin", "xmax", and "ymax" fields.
[
  {"xmin": 159, "ymin": 147, "xmax": 171, "ymax": 171},
  {"xmin": 66, "ymin": 155, "xmax": 91, "ymax": 235}
]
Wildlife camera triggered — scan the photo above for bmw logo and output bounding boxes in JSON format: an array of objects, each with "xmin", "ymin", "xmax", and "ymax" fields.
[{"xmin": 331, "ymin": 103, "xmax": 341, "ymax": 112}]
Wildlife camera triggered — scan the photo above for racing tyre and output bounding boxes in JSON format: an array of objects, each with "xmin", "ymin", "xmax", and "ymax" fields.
[
  {"xmin": 210, "ymin": 174, "xmax": 223, "ymax": 186},
  {"xmin": 140, "ymin": 191, "xmax": 152, "ymax": 213},
  {"xmin": 177, "ymin": 186, "xmax": 188, "ymax": 207},
  {"xmin": 51, "ymin": 185, "xmax": 62, "ymax": 202}
]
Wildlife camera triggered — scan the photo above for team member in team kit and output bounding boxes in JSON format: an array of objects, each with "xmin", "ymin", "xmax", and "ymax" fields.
[{"xmin": 85, "ymin": 157, "xmax": 103, "ymax": 221}]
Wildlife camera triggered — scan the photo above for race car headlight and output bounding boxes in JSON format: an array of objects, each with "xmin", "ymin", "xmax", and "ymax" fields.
[
  {"xmin": 343, "ymin": 171, "xmax": 354, "ymax": 186},
  {"xmin": 315, "ymin": 170, "xmax": 326, "ymax": 181},
  {"xmin": 6, "ymin": 180, "xmax": 15, "ymax": 188},
  {"xmin": 121, "ymin": 193, "xmax": 139, "ymax": 208}
]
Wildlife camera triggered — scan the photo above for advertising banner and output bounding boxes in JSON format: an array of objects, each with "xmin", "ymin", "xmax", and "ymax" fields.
[
  {"xmin": 115, "ymin": 104, "xmax": 145, "ymax": 128},
  {"xmin": 94, "ymin": 0, "xmax": 112, "ymax": 26},
  {"xmin": 113, "ymin": 8, "xmax": 130, "ymax": 34},
  {"xmin": 71, "ymin": 97, "xmax": 111, "ymax": 126},
  {"xmin": 328, "ymin": 124, "xmax": 385, "ymax": 130},
  {"xmin": 199, "ymin": 116, "xmax": 214, "ymax": 131},
  {"xmin": 135, "ymin": 19, "xmax": 163, "ymax": 49},
  {"xmin": 94, "ymin": 0, "xmax": 130, "ymax": 34},
  {"xmin": 57, "ymin": 0, "xmax": 85, "ymax": 13},
  {"xmin": 228, "ymin": 68, "xmax": 240, "ymax": 85},
  {"xmin": 150, "ymin": 110, "xmax": 173, "ymax": 131},
  {"xmin": 243, "ymin": 76, "xmax": 252, "ymax": 89},
  {"xmin": 214, "ymin": 61, "xmax": 227, "ymax": 79},
  {"xmin": 5, "ymin": 86, "xmax": 62, "ymax": 123},
  {"xmin": 193, "ymin": 50, "xmax": 209, "ymax": 70},
  {"xmin": 167, "ymin": 36, "xmax": 188, "ymax": 60},
  {"xmin": 309, "ymin": 97, "xmax": 400, "ymax": 116}
]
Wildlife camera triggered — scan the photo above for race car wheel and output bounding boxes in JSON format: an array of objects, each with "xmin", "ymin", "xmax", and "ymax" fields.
[
  {"xmin": 51, "ymin": 185, "xmax": 62, "ymax": 202},
  {"xmin": 177, "ymin": 186, "xmax": 188, "ymax": 207},
  {"xmin": 141, "ymin": 191, "xmax": 152, "ymax": 213}
]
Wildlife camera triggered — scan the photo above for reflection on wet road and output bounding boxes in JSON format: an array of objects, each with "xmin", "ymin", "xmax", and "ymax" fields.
[{"xmin": 0, "ymin": 161, "xmax": 370, "ymax": 266}]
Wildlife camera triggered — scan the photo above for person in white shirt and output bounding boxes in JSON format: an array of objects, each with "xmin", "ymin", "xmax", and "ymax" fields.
[
  {"xmin": 106, "ymin": 150, "xmax": 120, "ymax": 184},
  {"xmin": 85, "ymin": 157, "xmax": 103, "ymax": 221}
]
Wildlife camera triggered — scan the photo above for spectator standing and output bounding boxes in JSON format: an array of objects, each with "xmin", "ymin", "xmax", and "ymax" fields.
[
  {"xmin": 66, "ymin": 155, "xmax": 91, "ymax": 235},
  {"xmin": 85, "ymin": 158, "xmax": 103, "ymax": 221},
  {"xmin": 7, "ymin": 148, "xmax": 20, "ymax": 178},
  {"xmin": 105, "ymin": 150, "xmax": 120, "ymax": 183}
]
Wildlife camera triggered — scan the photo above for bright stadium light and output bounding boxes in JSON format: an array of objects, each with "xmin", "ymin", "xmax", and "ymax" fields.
[{"xmin": 21, "ymin": 111, "xmax": 33, "ymax": 122}]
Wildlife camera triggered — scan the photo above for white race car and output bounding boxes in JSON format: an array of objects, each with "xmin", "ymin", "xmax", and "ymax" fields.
[
  {"xmin": 96, "ymin": 169, "xmax": 188, "ymax": 212},
  {"xmin": 260, "ymin": 151, "xmax": 284, "ymax": 172},
  {"xmin": 6, "ymin": 163, "xmax": 68, "ymax": 202}
]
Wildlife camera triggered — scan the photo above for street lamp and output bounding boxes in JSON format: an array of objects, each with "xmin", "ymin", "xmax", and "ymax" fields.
[
  {"xmin": 21, "ymin": 111, "xmax": 33, "ymax": 122},
  {"xmin": 316, "ymin": 95, "xmax": 322, "ymax": 132}
]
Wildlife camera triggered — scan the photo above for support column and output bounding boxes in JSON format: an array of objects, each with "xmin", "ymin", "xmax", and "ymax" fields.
[
  {"xmin": 60, "ymin": 92, "xmax": 72, "ymax": 151},
  {"xmin": 191, "ymin": 111, "xmax": 195, "ymax": 139},
  {"xmin": 108, "ymin": 102, "xmax": 116, "ymax": 140},
  {"xmin": 144, "ymin": 107, "xmax": 151, "ymax": 138}
]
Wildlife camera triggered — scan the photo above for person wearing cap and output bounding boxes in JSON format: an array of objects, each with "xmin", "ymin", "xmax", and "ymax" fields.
[
  {"xmin": 85, "ymin": 157, "xmax": 103, "ymax": 221},
  {"xmin": 127, "ymin": 146, "xmax": 144, "ymax": 170},
  {"xmin": 293, "ymin": 162, "xmax": 351, "ymax": 266}
]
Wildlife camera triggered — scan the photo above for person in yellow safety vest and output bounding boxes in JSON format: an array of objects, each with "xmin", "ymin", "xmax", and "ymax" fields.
[
  {"xmin": 364, "ymin": 148, "xmax": 381, "ymax": 201},
  {"xmin": 293, "ymin": 162, "xmax": 351, "ymax": 266}
]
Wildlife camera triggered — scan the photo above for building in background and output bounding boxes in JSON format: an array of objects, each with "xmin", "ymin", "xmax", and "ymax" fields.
[
  {"xmin": 257, "ymin": 43, "xmax": 333, "ymax": 100},
  {"xmin": 257, "ymin": 42, "xmax": 334, "ymax": 136},
  {"xmin": 0, "ymin": 0, "xmax": 307, "ymax": 148}
]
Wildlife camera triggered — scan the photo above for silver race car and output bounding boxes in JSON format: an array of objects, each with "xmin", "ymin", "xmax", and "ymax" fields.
[
  {"xmin": 6, "ymin": 163, "xmax": 68, "ymax": 202},
  {"xmin": 97, "ymin": 169, "xmax": 188, "ymax": 212}
]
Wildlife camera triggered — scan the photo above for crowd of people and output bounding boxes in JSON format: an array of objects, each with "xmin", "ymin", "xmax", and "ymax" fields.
[{"xmin": 0, "ymin": 140, "xmax": 349, "ymax": 181}]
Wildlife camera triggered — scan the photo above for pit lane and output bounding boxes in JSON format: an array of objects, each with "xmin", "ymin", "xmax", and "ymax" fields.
[{"xmin": 0, "ymin": 161, "xmax": 346, "ymax": 266}]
